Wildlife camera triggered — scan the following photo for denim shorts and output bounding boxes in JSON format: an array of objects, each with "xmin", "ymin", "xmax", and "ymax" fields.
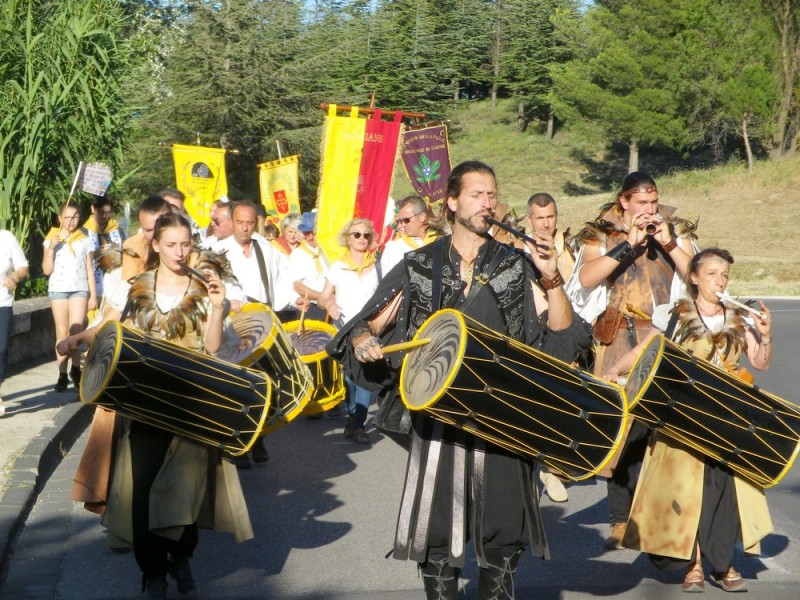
[{"xmin": 48, "ymin": 290, "xmax": 89, "ymax": 300}]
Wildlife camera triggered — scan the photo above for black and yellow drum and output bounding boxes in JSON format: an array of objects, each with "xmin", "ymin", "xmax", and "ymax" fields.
[
  {"xmin": 283, "ymin": 320, "xmax": 346, "ymax": 415},
  {"xmin": 80, "ymin": 321, "xmax": 271, "ymax": 457},
  {"xmin": 399, "ymin": 309, "xmax": 628, "ymax": 481},
  {"xmin": 228, "ymin": 303, "xmax": 313, "ymax": 433},
  {"xmin": 625, "ymin": 334, "xmax": 800, "ymax": 488}
]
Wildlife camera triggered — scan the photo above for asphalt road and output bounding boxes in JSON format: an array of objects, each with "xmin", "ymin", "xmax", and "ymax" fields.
[{"xmin": 2, "ymin": 299, "xmax": 798, "ymax": 599}]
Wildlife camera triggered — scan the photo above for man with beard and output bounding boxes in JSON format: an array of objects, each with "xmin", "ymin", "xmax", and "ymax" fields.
[{"xmin": 328, "ymin": 161, "xmax": 591, "ymax": 599}]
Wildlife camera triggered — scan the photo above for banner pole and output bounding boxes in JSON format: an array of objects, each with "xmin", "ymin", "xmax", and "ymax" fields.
[
  {"xmin": 276, "ymin": 140, "xmax": 283, "ymax": 159},
  {"xmin": 63, "ymin": 161, "xmax": 84, "ymax": 213}
]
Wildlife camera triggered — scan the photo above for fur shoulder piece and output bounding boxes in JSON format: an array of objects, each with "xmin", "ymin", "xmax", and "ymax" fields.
[
  {"xmin": 96, "ymin": 247, "xmax": 122, "ymax": 274},
  {"xmin": 672, "ymin": 299, "xmax": 749, "ymax": 363},
  {"xmin": 127, "ymin": 270, "xmax": 208, "ymax": 342}
]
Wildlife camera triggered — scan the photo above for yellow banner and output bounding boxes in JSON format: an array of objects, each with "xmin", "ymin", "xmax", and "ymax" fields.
[
  {"xmin": 258, "ymin": 155, "xmax": 301, "ymax": 227},
  {"xmin": 172, "ymin": 144, "xmax": 228, "ymax": 228},
  {"xmin": 316, "ymin": 105, "xmax": 367, "ymax": 264}
]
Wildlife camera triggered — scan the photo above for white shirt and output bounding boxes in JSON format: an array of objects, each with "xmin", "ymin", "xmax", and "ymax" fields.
[
  {"xmin": 288, "ymin": 243, "xmax": 329, "ymax": 298},
  {"xmin": 0, "ymin": 230, "xmax": 28, "ymax": 308},
  {"xmin": 325, "ymin": 261, "xmax": 379, "ymax": 326},
  {"xmin": 380, "ymin": 236, "xmax": 419, "ymax": 274},
  {"xmin": 44, "ymin": 234, "xmax": 93, "ymax": 294},
  {"xmin": 215, "ymin": 236, "xmax": 297, "ymax": 310}
]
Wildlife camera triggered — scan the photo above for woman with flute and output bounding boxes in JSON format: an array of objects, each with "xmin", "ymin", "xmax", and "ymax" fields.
[{"xmin": 604, "ymin": 247, "xmax": 774, "ymax": 593}]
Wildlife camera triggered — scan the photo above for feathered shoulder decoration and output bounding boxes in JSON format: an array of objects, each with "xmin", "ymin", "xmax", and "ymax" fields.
[{"xmin": 671, "ymin": 298, "xmax": 750, "ymax": 363}]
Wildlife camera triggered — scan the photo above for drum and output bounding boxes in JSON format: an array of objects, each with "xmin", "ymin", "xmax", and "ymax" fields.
[
  {"xmin": 80, "ymin": 321, "xmax": 271, "ymax": 457},
  {"xmin": 625, "ymin": 334, "xmax": 800, "ymax": 488},
  {"xmin": 399, "ymin": 309, "xmax": 628, "ymax": 481},
  {"xmin": 229, "ymin": 303, "xmax": 313, "ymax": 432},
  {"xmin": 282, "ymin": 320, "xmax": 346, "ymax": 415}
]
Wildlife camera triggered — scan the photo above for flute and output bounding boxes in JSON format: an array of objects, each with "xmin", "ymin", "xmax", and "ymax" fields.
[
  {"xmin": 484, "ymin": 217, "xmax": 549, "ymax": 251},
  {"xmin": 715, "ymin": 291, "xmax": 765, "ymax": 317}
]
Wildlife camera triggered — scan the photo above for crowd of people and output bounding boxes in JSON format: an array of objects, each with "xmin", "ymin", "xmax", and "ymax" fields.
[{"xmin": 0, "ymin": 160, "xmax": 780, "ymax": 599}]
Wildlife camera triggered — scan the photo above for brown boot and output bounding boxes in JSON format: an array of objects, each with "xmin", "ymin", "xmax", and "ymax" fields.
[{"xmin": 604, "ymin": 522, "xmax": 627, "ymax": 550}]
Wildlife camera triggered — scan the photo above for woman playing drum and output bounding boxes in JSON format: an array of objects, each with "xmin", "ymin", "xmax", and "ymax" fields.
[
  {"xmin": 58, "ymin": 213, "xmax": 252, "ymax": 600},
  {"xmin": 604, "ymin": 248, "xmax": 774, "ymax": 593}
]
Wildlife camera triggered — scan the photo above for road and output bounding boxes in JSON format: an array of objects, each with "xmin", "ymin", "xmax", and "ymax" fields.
[{"xmin": 2, "ymin": 299, "xmax": 799, "ymax": 599}]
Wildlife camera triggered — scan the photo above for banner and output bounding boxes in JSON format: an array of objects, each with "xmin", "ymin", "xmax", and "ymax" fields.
[
  {"xmin": 316, "ymin": 105, "xmax": 403, "ymax": 262},
  {"xmin": 400, "ymin": 125, "xmax": 452, "ymax": 212},
  {"xmin": 77, "ymin": 162, "xmax": 113, "ymax": 196},
  {"xmin": 258, "ymin": 155, "xmax": 301, "ymax": 227},
  {"xmin": 172, "ymin": 144, "xmax": 228, "ymax": 228}
]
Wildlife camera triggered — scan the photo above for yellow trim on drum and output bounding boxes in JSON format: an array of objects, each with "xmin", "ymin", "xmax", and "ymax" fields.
[
  {"xmin": 80, "ymin": 320, "xmax": 123, "ymax": 405},
  {"xmin": 764, "ymin": 428, "xmax": 800, "ymax": 488},
  {"xmin": 283, "ymin": 319, "xmax": 338, "ymax": 362},
  {"xmin": 626, "ymin": 334, "xmax": 665, "ymax": 411},
  {"xmin": 235, "ymin": 302, "xmax": 282, "ymax": 366},
  {"xmin": 400, "ymin": 308, "xmax": 467, "ymax": 412}
]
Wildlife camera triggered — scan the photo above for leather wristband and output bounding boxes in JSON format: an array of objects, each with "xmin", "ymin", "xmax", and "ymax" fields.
[
  {"xmin": 661, "ymin": 236, "xmax": 678, "ymax": 253},
  {"xmin": 606, "ymin": 241, "xmax": 636, "ymax": 263},
  {"xmin": 539, "ymin": 271, "xmax": 564, "ymax": 290}
]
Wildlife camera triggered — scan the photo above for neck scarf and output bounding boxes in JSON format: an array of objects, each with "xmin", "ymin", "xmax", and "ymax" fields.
[
  {"xmin": 299, "ymin": 241, "xmax": 324, "ymax": 275},
  {"xmin": 340, "ymin": 249, "xmax": 376, "ymax": 275},
  {"xmin": 45, "ymin": 227, "xmax": 87, "ymax": 255}
]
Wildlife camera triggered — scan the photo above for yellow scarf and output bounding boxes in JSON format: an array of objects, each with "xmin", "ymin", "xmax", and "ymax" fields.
[
  {"xmin": 400, "ymin": 230, "xmax": 438, "ymax": 250},
  {"xmin": 45, "ymin": 227, "xmax": 88, "ymax": 255},
  {"xmin": 82, "ymin": 214, "xmax": 120, "ymax": 235},
  {"xmin": 340, "ymin": 249, "xmax": 376, "ymax": 275},
  {"xmin": 299, "ymin": 241, "xmax": 324, "ymax": 275}
]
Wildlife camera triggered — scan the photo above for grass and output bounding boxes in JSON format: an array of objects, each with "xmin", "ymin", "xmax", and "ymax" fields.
[{"xmin": 391, "ymin": 98, "xmax": 800, "ymax": 296}]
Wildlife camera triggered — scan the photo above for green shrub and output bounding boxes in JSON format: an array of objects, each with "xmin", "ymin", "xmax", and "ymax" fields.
[{"xmin": 15, "ymin": 276, "xmax": 49, "ymax": 300}]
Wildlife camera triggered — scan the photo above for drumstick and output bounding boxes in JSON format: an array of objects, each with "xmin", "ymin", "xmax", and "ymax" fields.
[
  {"xmin": 625, "ymin": 303, "xmax": 651, "ymax": 320},
  {"xmin": 715, "ymin": 292, "xmax": 764, "ymax": 317},
  {"xmin": 381, "ymin": 338, "xmax": 432, "ymax": 355},
  {"xmin": 298, "ymin": 290, "xmax": 309, "ymax": 334}
]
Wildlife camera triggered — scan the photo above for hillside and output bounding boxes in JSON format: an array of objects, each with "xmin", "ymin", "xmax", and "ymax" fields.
[{"xmin": 392, "ymin": 99, "xmax": 800, "ymax": 296}]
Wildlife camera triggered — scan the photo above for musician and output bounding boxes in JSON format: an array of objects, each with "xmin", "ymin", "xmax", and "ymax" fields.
[
  {"xmin": 568, "ymin": 171, "xmax": 697, "ymax": 550},
  {"xmin": 327, "ymin": 161, "xmax": 591, "ymax": 599},
  {"xmin": 603, "ymin": 248, "xmax": 773, "ymax": 592},
  {"xmin": 526, "ymin": 192, "xmax": 576, "ymax": 503},
  {"xmin": 83, "ymin": 195, "xmax": 125, "ymax": 304},
  {"xmin": 380, "ymin": 195, "xmax": 441, "ymax": 273},
  {"xmin": 58, "ymin": 213, "xmax": 252, "ymax": 600},
  {"xmin": 121, "ymin": 196, "xmax": 172, "ymax": 280}
]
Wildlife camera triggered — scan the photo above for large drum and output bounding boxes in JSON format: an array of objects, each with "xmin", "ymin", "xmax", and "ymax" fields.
[
  {"xmin": 399, "ymin": 309, "xmax": 629, "ymax": 481},
  {"xmin": 282, "ymin": 320, "xmax": 346, "ymax": 415},
  {"xmin": 80, "ymin": 321, "xmax": 271, "ymax": 457},
  {"xmin": 625, "ymin": 334, "xmax": 800, "ymax": 488},
  {"xmin": 228, "ymin": 303, "xmax": 313, "ymax": 432}
]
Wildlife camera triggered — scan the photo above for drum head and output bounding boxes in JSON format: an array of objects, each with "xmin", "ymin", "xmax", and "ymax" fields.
[
  {"xmin": 400, "ymin": 309, "xmax": 467, "ymax": 411},
  {"xmin": 625, "ymin": 334, "xmax": 665, "ymax": 410},
  {"xmin": 81, "ymin": 320, "xmax": 123, "ymax": 405},
  {"xmin": 226, "ymin": 303, "xmax": 280, "ymax": 366},
  {"xmin": 283, "ymin": 319, "xmax": 336, "ymax": 361}
]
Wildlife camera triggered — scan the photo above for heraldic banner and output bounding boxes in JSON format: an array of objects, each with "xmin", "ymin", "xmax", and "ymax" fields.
[
  {"xmin": 316, "ymin": 104, "xmax": 403, "ymax": 263},
  {"xmin": 258, "ymin": 155, "xmax": 301, "ymax": 227},
  {"xmin": 400, "ymin": 124, "xmax": 452, "ymax": 212},
  {"xmin": 172, "ymin": 144, "xmax": 228, "ymax": 228}
]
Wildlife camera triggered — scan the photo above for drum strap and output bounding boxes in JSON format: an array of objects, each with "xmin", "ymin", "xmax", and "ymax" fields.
[
  {"xmin": 251, "ymin": 241, "xmax": 273, "ymax": 306},
  {"xmin": 461, "ymin": 244, "xmax": 510, "ymax": 311}
]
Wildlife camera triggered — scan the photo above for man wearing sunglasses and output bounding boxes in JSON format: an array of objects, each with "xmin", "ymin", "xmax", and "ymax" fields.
[
  {"xmin": 328, "ymin": 161, "xmax": 592, "ymax": 599},
  {"xmin": 380, "ymin": 195, "xmax": 440, "ymax": 273}
]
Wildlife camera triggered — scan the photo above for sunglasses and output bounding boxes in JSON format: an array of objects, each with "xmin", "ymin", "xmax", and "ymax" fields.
[
  {"xmin": 349, "ymin": 231, "xmax": 371, "ymax": 240},
  {"xmin": 397, "ymin": 212, "xmax": 423, "ymax": 225}
]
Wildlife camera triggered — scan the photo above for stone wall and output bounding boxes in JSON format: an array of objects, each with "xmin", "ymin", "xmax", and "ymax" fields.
[{"xmin": 8, "ymin": 297, "xmax": 55, "ymax": 369}]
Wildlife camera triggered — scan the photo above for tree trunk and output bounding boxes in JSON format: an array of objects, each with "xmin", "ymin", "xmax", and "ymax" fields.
[
  {"xmin": 628, "ymin": 140, "xmax": 639, "ymax": 173},
  {"xmin": 546, "ymin": 112, "xmax": 555, "ymax": 140},
  {"xmin": 742, "ymin": 115, "xmax": 754, "ymax": 172},
  {"xmin": 491, "ymin": 2, "xmax": 502, "ymax": 109},
  {"xmin": 516, "ymin": 102, "xmax": 526, "ymax": 132},
  {"xmin": 768, "ymin": 0, "xmax": 800, "ymax": 159}
]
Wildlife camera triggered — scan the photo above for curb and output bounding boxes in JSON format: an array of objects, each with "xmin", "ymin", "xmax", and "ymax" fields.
[{"xmin": 0, "ymin": 401, "xmax": 92, "ymax": 584}]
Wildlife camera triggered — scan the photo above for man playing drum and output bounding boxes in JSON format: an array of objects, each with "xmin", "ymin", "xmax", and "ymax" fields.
[{"xmin": 328, "ymin": 161, "xmax": 592, "ymax": 599}]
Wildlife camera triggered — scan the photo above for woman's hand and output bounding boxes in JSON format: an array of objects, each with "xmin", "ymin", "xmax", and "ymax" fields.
[
  {"xmin": 754, "ymin": 300, "xmax": 772, "ymax": 338},
  {"xmin": 88, "ymin": 294, "xmax": 98, "ymax": 311},
  {"xmin": 203, "ymin": 271, "xmax": 226, "ymax": 309},
  {"xmin": 3, "ymin": 276, "xmax": 16, "ymax": 291}
]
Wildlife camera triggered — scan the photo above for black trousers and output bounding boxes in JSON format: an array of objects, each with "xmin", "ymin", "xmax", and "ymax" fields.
[
  {"xmin": 129, "ymin": 422, "xmax": 198, "ymax": 579},
  {"xmin": 607, "ymin": 420, "xmax": 651, "ymax": 525}
]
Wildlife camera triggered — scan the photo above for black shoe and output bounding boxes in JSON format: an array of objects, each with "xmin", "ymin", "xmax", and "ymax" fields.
[
  {"xmin": 344, "ymin": 415, "xmax": 356, "ymax": 438},
  {"xmin": 235, "ymin": 454, "xmax": 252, "ymax": 470},
  {"xmin": 70, "ymin": 366, "xmax": 81, "ymax": 388},
  {"xmin": 55, "ymin": 373, "xmax": 69, "ymax": 393},
  {"xmin": 144, "ymin": 576, "xmax": 168, "ymax": 600},
  {"xmin": 169, "ymin": 556, "xmax": 198, "ymax": 597},
  {"xmin": 353, "ymin": 427, "xmax": 370, "ymax": 444},
  {"xmin": 251, "ymin": 440, "xmax": 269, "ymax": 463}
]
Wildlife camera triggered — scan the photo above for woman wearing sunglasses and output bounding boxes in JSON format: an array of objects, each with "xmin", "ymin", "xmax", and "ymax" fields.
[{"xmin": 319, "ymin": 218, "xmax": 380, "ymax": 444}]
